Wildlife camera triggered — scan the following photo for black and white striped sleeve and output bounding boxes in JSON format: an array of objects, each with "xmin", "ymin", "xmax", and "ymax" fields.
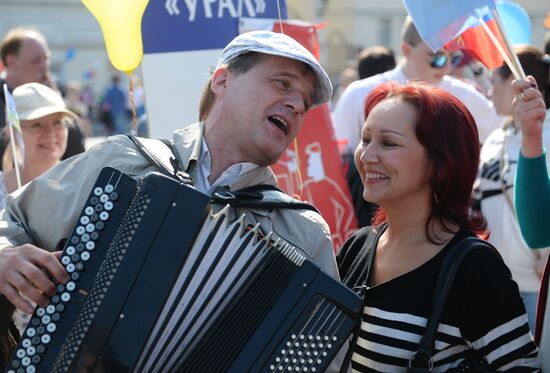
[{"xmin": 456, "ymin": 249, "xmax": 540, "ymax": 371}]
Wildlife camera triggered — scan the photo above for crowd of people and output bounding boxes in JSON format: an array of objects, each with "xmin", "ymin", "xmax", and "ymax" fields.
[{"xmin": 0, "ymin": 12, "xmax": 549, "ymax": 373}]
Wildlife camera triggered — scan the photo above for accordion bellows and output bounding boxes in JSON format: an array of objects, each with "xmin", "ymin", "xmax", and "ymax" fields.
[{"xmin": 7, "ymin": 167, "xmax": 362, "ymax": 373}]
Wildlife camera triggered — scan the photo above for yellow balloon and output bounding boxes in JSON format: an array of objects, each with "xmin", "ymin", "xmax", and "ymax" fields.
[{"xmin": 82, "ymin": 0, "xmax": 150, "ymax": 73}]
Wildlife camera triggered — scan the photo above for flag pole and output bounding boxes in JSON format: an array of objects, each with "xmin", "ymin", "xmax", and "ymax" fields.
[
  {"xmin": 478, "ymin": 17, "xmax": 520, "ymax": 78},
  {"xmin": 3, "ymin": 84, "xmax": 22, "ymax": 189},
  {"xmin": 7, "ymin": 117, "xmax": 22, "ymax": 189},
  {"xmin": 482, "ymin": 8, "xmax": 526, "ymax": 80}
]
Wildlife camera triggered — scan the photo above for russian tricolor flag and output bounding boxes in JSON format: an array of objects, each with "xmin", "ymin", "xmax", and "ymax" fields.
[{"xmin": 403, "ymin": 0, "xmax": 506, "ymax": 69}]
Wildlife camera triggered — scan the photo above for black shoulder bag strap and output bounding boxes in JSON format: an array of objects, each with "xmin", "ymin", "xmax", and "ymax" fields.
[
  {"xmin": 407, "ymin": 237, "xmax": 498, "ymax": 372},
  {"xmin": 339, "ymin": 226, "xmax": 380, "ymax": 373},
  {"xmin": 128, "ymin": 135, "xmax": 320, "ymax": 213}
]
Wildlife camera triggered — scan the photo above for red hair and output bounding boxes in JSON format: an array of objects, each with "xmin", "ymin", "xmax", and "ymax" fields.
[{"xmin": 364, "ymin": 83, "xmax": 487, "ymax": 242}]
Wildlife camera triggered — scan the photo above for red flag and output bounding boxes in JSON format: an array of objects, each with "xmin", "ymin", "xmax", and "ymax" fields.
[{"xmin": 446, "ymin": 15, "xmax": 506, "ymax": 69}]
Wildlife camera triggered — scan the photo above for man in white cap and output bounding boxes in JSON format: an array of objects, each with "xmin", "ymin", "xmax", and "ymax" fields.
[{"xmin": 0, "ymin": 31, "xmax": 337, "ymax": 335}]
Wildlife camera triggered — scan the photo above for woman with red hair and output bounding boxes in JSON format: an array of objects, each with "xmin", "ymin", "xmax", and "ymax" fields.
[{"xmin": 337, "ymin": 82, "xmax": 539, "ymax": 372}]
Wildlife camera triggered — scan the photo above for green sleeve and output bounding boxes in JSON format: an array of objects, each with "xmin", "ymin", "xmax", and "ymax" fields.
[{"xmin": 515, "ymin": 150, "xmax": 550, "ymax": 248}]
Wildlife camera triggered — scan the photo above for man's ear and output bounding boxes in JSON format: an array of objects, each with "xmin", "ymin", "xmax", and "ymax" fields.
[
  {"xmin": 211, "ymin": 67, "xmax": 229, "ymax": 96},
  {"xmin": 4, "ymin": 53, "xmax": 16, "ymax": 68}
]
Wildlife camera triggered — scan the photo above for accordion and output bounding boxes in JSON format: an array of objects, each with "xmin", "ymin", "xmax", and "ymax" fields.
[{"xmin": 6, "ymin": 167, "xmax": 362, "ymax": 373}]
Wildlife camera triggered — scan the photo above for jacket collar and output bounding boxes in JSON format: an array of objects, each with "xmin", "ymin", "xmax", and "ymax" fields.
[{"xmin": 171, "ymin": 122, "xmax": 278, "ymax": 191}]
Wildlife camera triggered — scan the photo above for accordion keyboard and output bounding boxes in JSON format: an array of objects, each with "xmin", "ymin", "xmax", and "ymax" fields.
[{"xmin": 6, "ymin": 168, "xmax": 137, "ymax": 373}]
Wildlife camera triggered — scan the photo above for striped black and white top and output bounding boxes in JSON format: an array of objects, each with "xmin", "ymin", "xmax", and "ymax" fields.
[{"xmin": 337, "ymin": 225, "xmax": 540, "ymax": 372}]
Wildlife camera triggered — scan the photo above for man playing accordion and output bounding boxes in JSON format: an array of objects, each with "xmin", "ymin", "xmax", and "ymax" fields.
[{"xmin": 0, "ymin": 31, "xmax": 340, "ymax": 370}]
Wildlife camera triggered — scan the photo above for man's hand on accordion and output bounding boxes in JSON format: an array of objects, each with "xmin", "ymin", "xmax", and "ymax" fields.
[{"xmin": 0, "ymin": 245, "xmax": 69, "ymax": 314}]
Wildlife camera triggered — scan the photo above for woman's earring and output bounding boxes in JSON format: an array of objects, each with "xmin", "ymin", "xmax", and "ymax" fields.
[{"xmin": 433, "ymin": 192, "xmax": 440, "ymax": 204}]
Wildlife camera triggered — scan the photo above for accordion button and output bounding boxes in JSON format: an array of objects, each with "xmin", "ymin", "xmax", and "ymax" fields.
[
  {"xmin": 66, "ymin": 264, "xmax": 75, "ymax": 273},
  {"xmin": 85, "ymin": 207, "xmax": 94, "ymax": 216},
  {"xmin": 52, "ymin": 313, "xmax": 61, "ymax": 322},
  {"xmin": 46, "ymin": 305, "xmax": 56, "ymax": 314},
  {"xmin": 36, "ymin": 326, "xmax": 45, "ymax": 335},
  {"xmin": 95, "ymin": 222, "xmax": 104, "ymax": 231},
  {"xmin": 76, "ymin": 243, "xmax": 85, "ymax": 252},
  {"xmin": 90, "ymin": 196, "xmax": 99, "ymax": 205},
  {"xmin": 94, "ymin": 187, "xmax": 103, "ymax": 196},
  {"xmin": 61, "ymin": 292, "xmax": 71, "ymax": 302},
  {"xmin": 100, "ymin": 194, "xmax": 109, "ymax": 203},
  {"xmin": 81, "ymin": 252, "xmax": 91, "ymax": 261},
  {"xmin": 26, "ymin": 365, "xmax": 36, "ymax": 373},
  {"xmin": 105, "ymin": 184, "xmax": 114, "ymax": 193},
  {"xmin": 104, "ymin": 201, "xmax": 113, "ymax": 211},
  {"xmin": 46, "ymin": 323, "xmax": 56, "ymax": 333},
  {"xmin": 95, "ymin": 204, "xmax": 103, "ymax": 212},
  {"xmin": 269, "ymin": 365, "xmax": 275, "ymax": 371},
  {"xmin": 61, "ymin": 256, "xmax": 71, "ymax": 265},
  {"xmin": 26, "ymin": 329, "xmax": 36, "ymax": 338},
  {"xmin": 21, "ymin": 357, "xmax": 30, "ymax": 367},
  {"xmin": 71, "ymin": 254, "xmax": 80, "ymax": 262},
  {"xmin": 40, "ymin": 334, "xmax": 50, "ymax": 344},
  {"xmin": 76, "ymin": 262, "xmax": 84, "ymax": 271},
  {"xmin": 31, "ymin": 356, "xmax": 40, "ymax": 364},
  {"xmin": 109, "ymin": 192, "xmax": 118, "ymax": 201},
  {"xmin": 56, "ymin": 304, "xmax": 65, "ymax": 312},
  {"xmin": 66, "ymin": 281, "xmax": 76, "ymax": 291},
  {"xmin": 31, "ymin": 337, "xmax": 40, "ymax": 345},
  {"xmin": 16, "ymin": 349, "xmax": 25, "ymax": 358},
  {"xmin": 26, "ymin": 346, "xmax": 35, "ymax": 356},
  {"xmin": 90, "ymin": 213, "xmax": 99, "ymax": 222},
  {"xmin": 36, "ymin": 345, "xmax": 45, "ymax": 354},
  {"xmin": 70, "ymin": 236, "xmax": 80, "ymax": 245},
  {"xmin": 51, "ymin": 295, "xmax": 60, "ymax": 304},
  {"xmin": 80, "ymin": 216, "xmax": 90, "ymax": 225},
  {"xmin": 66, "ymin": 246, "xmax": 76, "ymax": 256},
  {"xmin": 99, "ymin": 212, "xmax": 109, "ymax": 221},
  {"xmin": 91, "ymin": 232, "xmax": 100, "ymax": 240},
  {"xmin": 36, "ymin": 308, "xmax": 46, "ymax": 317},
  {"xmin": 76, "ymin": 226, "xmax": 85, "ymax": 235},
  {"xmin": 22, "ymin": 339, "xmax": 31, "ymax": 348},
  {"xmin": 12, "ymin": 359, "xmax": 21, "ymax": 368},
  {"xmin": 86, "ymin": 241, "xmax": 95, "ymax": 251},
  {"xmin": 30, "ymin": 318, "xmax": 40, "ymax": 327},
  {"xmin": 86, "ymin": 224, "xmax": 95, "ymax": 233},
  {"xmin": 56, "ymin": 284, "xmax": 65, "ymax": 293},
  {"xmin": 81, "ymin": 234, "xmax": 90, "ymax": 243},
  {"xmin": 70, "ymin": 272, "xmax": 80, "ymax": 281}
]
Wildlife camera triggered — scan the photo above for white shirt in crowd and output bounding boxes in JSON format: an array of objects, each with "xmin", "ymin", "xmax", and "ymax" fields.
[{"xmin": 332, "ymin": 64, "xmax": 504, "ymax": 154}]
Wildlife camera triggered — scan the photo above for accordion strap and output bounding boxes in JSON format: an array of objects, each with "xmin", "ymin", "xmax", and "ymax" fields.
[
  {"xmin": 128, "ymin": 135, "xmax": 320, "ymax": 213},
  {"xmin": 127, "ymin": 135, "xmax": 192, "ymax": 184}
]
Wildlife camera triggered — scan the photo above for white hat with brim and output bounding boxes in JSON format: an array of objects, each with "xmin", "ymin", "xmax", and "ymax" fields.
[
  {"xmin": 13, "ymin": 82, "xmax": 77, "ymax": 122},
  {"xmin": 217, "ymin": 30, "xmax": 333, "ymax": 108}
]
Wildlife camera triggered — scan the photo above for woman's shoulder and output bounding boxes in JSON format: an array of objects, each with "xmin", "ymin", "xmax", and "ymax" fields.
[{"xmin": 337, "ymin": 224, "xmax": 386, "ymax": 286}]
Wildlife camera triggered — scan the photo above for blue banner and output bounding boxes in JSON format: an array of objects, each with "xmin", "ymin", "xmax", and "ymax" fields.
[{"xmin": 142, "ymin": 0, "xmax": 287, "ymax": 53}]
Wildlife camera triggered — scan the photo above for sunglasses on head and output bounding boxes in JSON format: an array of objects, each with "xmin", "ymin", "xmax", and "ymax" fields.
[{"xmin": 430, "ymin": 51, "xmax": 463, "ymax": 68}]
